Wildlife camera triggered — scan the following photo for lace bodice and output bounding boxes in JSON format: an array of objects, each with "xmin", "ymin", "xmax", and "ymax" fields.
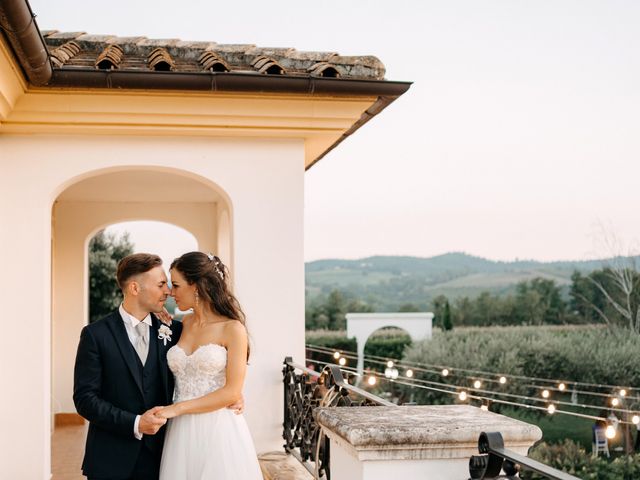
[{"xmin": 167, "ymin": 343, "xmax": 227, "ymax": 402}]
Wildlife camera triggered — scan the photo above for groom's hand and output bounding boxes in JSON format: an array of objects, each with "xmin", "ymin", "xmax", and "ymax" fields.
[
  {"xmin": 227, "ymin": 395, "xmax": 244, "ymax": 415},
  {"xmin": 139, "ymin": 406, "xmax": 167, "ymax": 435}
]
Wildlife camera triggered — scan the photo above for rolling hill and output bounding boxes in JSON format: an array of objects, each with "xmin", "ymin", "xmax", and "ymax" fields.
[{"xmin": 305, "ymin": 252, "xmax": 619, "ymax": 309}]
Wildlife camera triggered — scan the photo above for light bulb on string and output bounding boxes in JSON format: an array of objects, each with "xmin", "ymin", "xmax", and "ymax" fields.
[
  {"xmin": 386, "ymin": 360, "xmax": 394, "ymax": 368},
  {"xmin": 458, "ymin": 391, "xmax": 467, "ymax": 401},
  {"xmin": 611, "ymin": 398, "xmax": 620, "ymax": 407},
  {"xmin": 632, "ymin": 415, "xmax": 639, "ymax": 425},
  {"xmin": 473, "ymin": 380, "xmax": 482, "ymax": 389},
  {"xmin": 619, "ymin": 389, "xmax": 627, "ymax": 397},
  {"xmin": 547, "ymin": 404, "xmax": 556, "ymax": 414},
  {"xmin": 542, "ymin": 390, "xmax": 550, "ymax": 399},
  {"xmin": 499, "ymin": 376, "xmax": 507, "ymax": 384},
  {"xmin": 333, "ymin": 351, "xmax": 341, "ymax": 359},
  {"xmin": 605, "ymin": 425, "xmax": 616, "ymax": 439},
  {"xmin": 338, "ymin": 357, "xmax": 346, "ymax": 367},
  {"xmin": 442, "ymin": 369, "xmax": 449, "ymax": 377},
  {"xmin": 558, "ymin": 383, "xmax": 566, "ymax": 392},
  {"xmin": 406, "ymin": 369, "xmax": 414, "ymax": 378},
  {"xmin": 367, "ymin": 376, "xmax": 377, "ymax": 386}
]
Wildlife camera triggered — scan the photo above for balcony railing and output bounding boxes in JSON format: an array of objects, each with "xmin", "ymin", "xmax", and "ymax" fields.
[
  {"xmin": 469, "ymin": 431, "xmax": 580, "ymax": 480},
  {"xmin": 283, "ymin": 357, "xmax": 580, "ymax": 480},
  {"xmin": 282, "ymin": 357, "xmax": 392, "ymax": 478}
]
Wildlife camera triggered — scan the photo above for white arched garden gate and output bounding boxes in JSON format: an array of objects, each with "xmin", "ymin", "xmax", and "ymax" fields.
[{"xmin": 346, "ymin": 312, "xmax": 434, "ymax": 379}]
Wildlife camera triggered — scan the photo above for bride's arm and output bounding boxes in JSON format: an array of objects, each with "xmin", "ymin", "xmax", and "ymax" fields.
[{"xmin": 160, "ymin": 321, "xmax": 247, "ymax": 418}]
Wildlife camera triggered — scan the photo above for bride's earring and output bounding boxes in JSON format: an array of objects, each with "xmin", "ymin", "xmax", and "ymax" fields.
[{"xmin": 194, "ymin": 290, "xmax": 200, "ymax": 308}]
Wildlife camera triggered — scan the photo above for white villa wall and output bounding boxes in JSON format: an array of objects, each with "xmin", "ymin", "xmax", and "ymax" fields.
[{"xmin": 0, "ymin": 134, "xmax": 306, "ymax": 479}]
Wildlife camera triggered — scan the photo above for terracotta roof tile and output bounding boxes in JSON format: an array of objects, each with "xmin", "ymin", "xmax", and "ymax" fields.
[{"xmin": 43, "ymin": 32, "xmax": 386, "ymax": 80}]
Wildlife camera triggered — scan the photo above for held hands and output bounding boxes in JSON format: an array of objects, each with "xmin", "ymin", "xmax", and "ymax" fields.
[
  {"xmin": 157, "ymin": 404, "xmax": 181, "ymax": 420},
  {"xmin": 138, "ymin": 406, "xmax": 167, "ymax": 435}
]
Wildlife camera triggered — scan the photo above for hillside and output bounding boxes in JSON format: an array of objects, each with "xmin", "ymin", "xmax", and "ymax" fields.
[{"xmin": 305, "ymin": 252, "xmax": 618, "ymax": 309}]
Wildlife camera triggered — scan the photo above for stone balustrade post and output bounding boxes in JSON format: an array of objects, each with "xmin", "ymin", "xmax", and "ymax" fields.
[{"xmin": 315, "ymin": 405, "xmax": 542, "ymax": 480}]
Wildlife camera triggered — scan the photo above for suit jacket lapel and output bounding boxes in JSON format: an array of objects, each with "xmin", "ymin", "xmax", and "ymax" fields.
[
  {"xmin": 106, "ymin": 311, "xmax": 144, "ymax": 398},
  {"xmin": 151, "ymin": 314, "xmax": 170, "ymax": 400}
]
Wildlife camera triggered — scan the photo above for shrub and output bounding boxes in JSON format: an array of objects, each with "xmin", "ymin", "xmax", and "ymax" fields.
[{"xmin": 522, "ymin": 440, "xmax": 640, "ymax": 480}]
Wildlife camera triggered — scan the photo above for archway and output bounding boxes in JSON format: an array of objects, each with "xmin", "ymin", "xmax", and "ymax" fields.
[
  {"xmin": 346, "ymin": 312, "xmax": 434, "ymax": 379},
  {"xmin": 51, "ymin": 167, "xmax": 232, "ymax": 426}
]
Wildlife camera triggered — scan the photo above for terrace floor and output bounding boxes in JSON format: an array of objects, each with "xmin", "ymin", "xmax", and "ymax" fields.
[{"xmin": 52, "ymin": 424, "xmax": 311, "ymax": 480}]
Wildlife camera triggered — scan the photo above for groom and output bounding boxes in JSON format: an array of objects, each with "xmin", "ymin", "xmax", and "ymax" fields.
[{"xmin": 74, "ymin": 253, "xmax": 182, "ymax": 480}]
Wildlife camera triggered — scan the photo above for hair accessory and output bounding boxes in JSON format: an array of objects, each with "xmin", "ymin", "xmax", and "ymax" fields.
[{"xmin": 206, "ymin": 252, "xmax": 224, "ymax": 280}]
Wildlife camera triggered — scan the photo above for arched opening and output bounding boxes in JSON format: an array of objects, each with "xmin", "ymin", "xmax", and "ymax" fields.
[
  {"xmin": 50, "ymin": 167, "xmax": 233, "ymax": 473},
  {"xmin": 346, "ymin": 312, "xmax": 434, "ymax": 382}
]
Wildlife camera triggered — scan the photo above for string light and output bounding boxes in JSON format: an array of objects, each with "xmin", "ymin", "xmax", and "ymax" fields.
[
  {"xmin": 605, "ymin": 425, "xmax": 616, "ymax": 439},
  {"xmin": 542, "ymin": 390, "xmax": 550, "ymax": 399},
  {"xmin": 632, "ymin": 415, "xmax": 639, "ymax": 425},
  {"xmin": 338, "ymin": 357, "xmax": 346, "ymax": 366},
  {"xmin": 459, "ymin": 391, "xmax": 468, "ymax": 401},
  {"xmin": 387, "ymin": 360, "xmax": 394, "ymax": 368},
  {"xmin": 308, "ymin": 343, "xmax": 637, "ymax": 392},
  {"xmin": 473, "ymin": 380, "xmax": 482, "ymax": 389},
  {"xmin": 547, "ymin": 404, "xmax": 556, "ymax": 414},
  {"xmin": 306, "ymin": 351, "xmax": 639, "ymax": 417},
  {"xmin": 406, "ymin": 369, "xmax": 414, "ymax": 378},
  {"xmin": 333, "ymin": 351, "xmax": 341, "ymax": 359},
  {"xmin": 367, "ymin": 376, "xmax": 377, "ymax": 386},
  {"xmin": 305, "ymin": 345, "xmax": 640, "ymax": 418},
  {"xmin": 499, "ymin": 376, "xmax": 507, "ymax": 384}
]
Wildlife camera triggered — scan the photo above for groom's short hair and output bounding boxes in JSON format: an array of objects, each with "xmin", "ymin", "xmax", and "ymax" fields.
[{"xmin": 116, "ymin": 253, "xmax": 163, "ymax": 290}]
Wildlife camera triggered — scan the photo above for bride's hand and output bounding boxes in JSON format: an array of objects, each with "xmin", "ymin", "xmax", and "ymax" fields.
[
  {"xmin": 157, "ymin": 405, "xmax": 180, "ymax": 419},
  {"xmin": 157, "ymin": 307, "xmax": 173, "ymax": 326}
]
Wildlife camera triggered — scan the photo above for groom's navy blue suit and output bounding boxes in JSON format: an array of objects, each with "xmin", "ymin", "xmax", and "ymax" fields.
[{"xmin": 74, "ymin": 310, "xmax": 182, "ymax": 480}]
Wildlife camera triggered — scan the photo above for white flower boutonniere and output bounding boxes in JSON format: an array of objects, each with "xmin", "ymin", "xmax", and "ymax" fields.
[{"xmin": 158, "ymin": 324, "xmax": 173, "ymax": 346}]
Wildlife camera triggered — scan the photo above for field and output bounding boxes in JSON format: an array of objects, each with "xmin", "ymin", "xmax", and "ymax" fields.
[{"xmin": 306, "ymin": 324, "xmax": 640, "ymax": 452}]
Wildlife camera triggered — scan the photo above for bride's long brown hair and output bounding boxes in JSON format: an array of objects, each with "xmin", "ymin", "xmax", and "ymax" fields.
[{"xmin": 171, "ymin": 252, "xmax": 249, "ymax": 360}]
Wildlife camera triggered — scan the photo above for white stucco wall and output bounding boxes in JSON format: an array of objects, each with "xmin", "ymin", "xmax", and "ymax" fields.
[{"xmin": 0, "ymin": 134, "xmax": 306, "ymax": 479}]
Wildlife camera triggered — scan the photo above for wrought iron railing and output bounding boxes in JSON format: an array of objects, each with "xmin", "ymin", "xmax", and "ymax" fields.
[
  {"xmin": 469, "ymin": 432, "xmax": 581, "ymax": 480},
  {"xmin": 282, "ymin": 357, "xmax": 392, "ymax": 479},
  {"xmin": 283, "ymin": 358, "xmax": 580, "ymax": 480}
]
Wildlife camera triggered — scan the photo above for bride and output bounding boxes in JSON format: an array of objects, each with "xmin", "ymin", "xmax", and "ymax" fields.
[{"xmin": 157, "ymin": 252, "xmax": 262, "ymax": 479}]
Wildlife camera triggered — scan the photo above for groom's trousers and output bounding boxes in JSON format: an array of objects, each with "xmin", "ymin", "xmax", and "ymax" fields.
[{"xmin": 87, "ymin": 444, "xmax": 160, "ymax": 480}]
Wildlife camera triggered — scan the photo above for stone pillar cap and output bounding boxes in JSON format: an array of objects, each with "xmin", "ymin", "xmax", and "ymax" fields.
[{"xmin": 315, "ymin": 405, "xmax": 542, "ymax": 460}]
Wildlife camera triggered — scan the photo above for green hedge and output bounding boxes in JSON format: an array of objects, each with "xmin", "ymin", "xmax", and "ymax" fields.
[{"xmin": 523, "ymin": 440, "xmax": 640, "ymax": 480}]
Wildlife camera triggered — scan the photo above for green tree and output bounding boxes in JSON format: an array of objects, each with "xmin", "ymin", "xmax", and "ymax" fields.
[
  {"xmin": 89, "ymin": 230, "xmax": 134, "ymax": 323},
  {"xmin": 431, "ymin": 294, "xmax": 448, "ymax": 327},
  {"xmin": 442, "ymin": 300, "xmax": 453, "ymax": 331}
]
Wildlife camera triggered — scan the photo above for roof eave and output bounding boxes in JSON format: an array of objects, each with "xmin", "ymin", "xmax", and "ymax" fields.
[{"xmin": 0, "ymin": 0, "xmax": 412, "ymax": 169}]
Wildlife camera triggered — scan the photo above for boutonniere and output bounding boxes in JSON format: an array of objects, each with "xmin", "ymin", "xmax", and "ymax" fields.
[{"xmin": 158, "ymin": 324, "xmax": 173, "ymax": 346}]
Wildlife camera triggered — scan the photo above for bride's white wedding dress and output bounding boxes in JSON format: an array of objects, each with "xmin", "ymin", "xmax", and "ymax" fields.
[{"xmin": 159, "ymin": 343, "xmax": 263, "ymax": 479}]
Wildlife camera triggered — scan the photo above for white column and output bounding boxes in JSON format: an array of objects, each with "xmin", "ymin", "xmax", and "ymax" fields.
[{"xmin": 0, "ymin": 190, "xmax": 52, "ymax": 479}]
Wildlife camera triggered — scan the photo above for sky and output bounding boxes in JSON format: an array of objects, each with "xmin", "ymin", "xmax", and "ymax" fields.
[{"xmin": 31, "ymin": 0, "xmax": 640, "ymax": 263}]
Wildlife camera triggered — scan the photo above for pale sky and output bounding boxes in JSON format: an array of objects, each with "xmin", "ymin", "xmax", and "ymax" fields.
[{"xmin": 32, "ymin": 0, "xmax": 640, "ymax": 262}]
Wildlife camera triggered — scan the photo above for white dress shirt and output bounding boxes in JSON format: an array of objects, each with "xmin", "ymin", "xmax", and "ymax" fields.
[{"xmin": 119, "ymin": 304, "xmax": 152, "ymax": 440}]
